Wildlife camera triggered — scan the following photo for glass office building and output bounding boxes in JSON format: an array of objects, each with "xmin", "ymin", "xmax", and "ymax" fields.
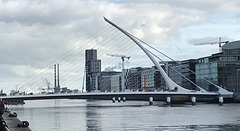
[{"xmin": 196, "ymin": 41, "xmax": 240, "ymax": 92}]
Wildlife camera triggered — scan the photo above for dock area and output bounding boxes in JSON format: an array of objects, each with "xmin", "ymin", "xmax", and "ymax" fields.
[{"xmin": 1, "ymin": 111, "xmax": 31, "ymax": 131}]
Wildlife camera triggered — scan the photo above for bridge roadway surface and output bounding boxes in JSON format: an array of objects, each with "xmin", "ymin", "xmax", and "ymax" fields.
[{"xmin": 0, "ymin": 92, "xmax": 224, "ymax": 102}]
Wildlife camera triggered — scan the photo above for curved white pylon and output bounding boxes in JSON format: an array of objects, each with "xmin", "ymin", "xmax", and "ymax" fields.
[{"xmin": 104, "ymin": 17, "xmax": 191, "ymax": 92}]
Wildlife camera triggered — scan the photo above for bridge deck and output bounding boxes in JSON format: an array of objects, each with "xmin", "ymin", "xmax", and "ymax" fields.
[{"xmin": 0, "ymin": 92, "xmax": 228, "ymax": 102}]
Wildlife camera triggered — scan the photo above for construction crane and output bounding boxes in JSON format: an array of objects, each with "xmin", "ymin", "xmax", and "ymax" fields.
[
  {"xmin": 107, "ymin": 54, "xmax": 130, "ymax": 70},
  {"xmin": 194, "ymin": 37, "xmax": 229, "ymax": 52},
  {"xmin": 45, "ymin": 79, "xmax": 54, "ymax": 93},
  {"xmin": 45, "ymin": 79, "xmax": 50, "ymax": 90},
  {"xmin": 107, "ymin": 54, "xmax": 130, "ymax": 91}
]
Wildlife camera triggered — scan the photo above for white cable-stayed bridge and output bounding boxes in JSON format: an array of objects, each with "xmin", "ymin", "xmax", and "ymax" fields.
[{"xmin": 0, "ymin": 17, "xmax": 234, "ymax": 105}]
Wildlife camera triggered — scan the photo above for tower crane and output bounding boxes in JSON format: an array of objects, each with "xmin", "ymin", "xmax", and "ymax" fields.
[
  {"xmin": 194, "ymin": 37, "xmax": 229, "ymax": 52},
  {"xmin": 107, "ymin": 54, "xmax": 130, "ymax": 91},
  {"xmin": 45, "ymin": 79, "xmax": 50, "ymax": 90},
  {"xmin": 106, "ymin": 54, "xmax": 130, "ymax": 70},
  {"xmin": 45, "ymin": 79, "xmax": 54, "ymax": 93}
]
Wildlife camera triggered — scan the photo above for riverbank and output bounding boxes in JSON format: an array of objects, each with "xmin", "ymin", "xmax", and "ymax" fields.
[{"xmin": 2, "ymin": 111, "xmax": 31, "ymax": 131}]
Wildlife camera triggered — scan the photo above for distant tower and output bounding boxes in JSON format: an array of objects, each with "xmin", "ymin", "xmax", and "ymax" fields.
[
  {"xmin": 57, "ymin": 64, "xmax": 60, "ymax": 92},
  {"xmin": 54, "ymin": 64, "xmax": 56, "ymax": 90},
  {"xmin": 54, "ymin": 64, "xmax": 60, "ymax": 93},
  {"xmin": 85, "ymin": 49, "xmax": 101, "ymax": 92}
]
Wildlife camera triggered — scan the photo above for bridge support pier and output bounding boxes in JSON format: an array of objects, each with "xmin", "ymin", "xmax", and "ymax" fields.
[
  {"xmin": 219, "ymin": 96, "xmax": 223, "ymax": 106},
  {"xmin": 118, "ymin": 97, "xmax": 121, "ymax": 102},
  {"xmin": 166, "ymin": 96, "xmax": 171, "ymax": 105},
  {"xmin": 191, "ymin": 96, "xmax": 196, "ymax": 105},
  {"xmin": 123, "ymin": 97, "xmax": 126, "ymax": 102},
  {"xmin": 149, "ymin": 97, "xmax": 153, "ymax": 105},
  {"xmin": 112, "ymin": 97, "xmax": 116, "ymax": 103}
]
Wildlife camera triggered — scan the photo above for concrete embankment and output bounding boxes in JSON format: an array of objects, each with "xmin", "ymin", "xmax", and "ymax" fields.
[{"xmin": 2, "ymin": 111, "xmax": 31, "ymax": 131}]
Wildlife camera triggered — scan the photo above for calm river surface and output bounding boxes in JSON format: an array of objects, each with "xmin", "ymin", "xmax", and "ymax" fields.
[{"xmin": 7, "ymin": 99, "xmax": 240, "ymax": 131}]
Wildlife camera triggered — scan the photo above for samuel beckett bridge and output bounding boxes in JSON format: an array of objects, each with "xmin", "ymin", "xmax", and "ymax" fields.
[{"xmin": 0, "ymin": 17, "xmax": 234, "ymax": 105}]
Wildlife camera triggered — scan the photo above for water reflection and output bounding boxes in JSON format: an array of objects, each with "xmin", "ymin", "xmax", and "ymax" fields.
[
  {"xmin": 54, "ymin": 100, "xmax": 61, "ymax": 130},
  {"xmin": 6, "ymin": 100, "xmax": 240, "ymax": 131},
  {"xmin": 148, "ymin": 124, "xmax": 240, "ymax": 130},
  {"xmin": 86, "ymin": 105, "xmax": 101, "ymax": 131}
]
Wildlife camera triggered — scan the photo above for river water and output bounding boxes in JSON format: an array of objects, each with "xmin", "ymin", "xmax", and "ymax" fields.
[{"xmin": 7, "ymin": 99, "xmax": 240, "ymax": 131}]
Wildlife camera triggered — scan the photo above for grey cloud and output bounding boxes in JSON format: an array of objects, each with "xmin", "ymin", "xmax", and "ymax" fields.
[
  {"xmin": 0, "ymin": 0, "xmax": 213, "ymax": 73},
  {"xmin": 0, "ymin": 0, "xmax": 89, "ymax": 25},
  {"xmin": 0, "ymin": 0, "xmax": 230, "ymax": 66},
  {"xmin": 0, "ymin": 0, "xmax": 239, "ymax": 93},
  {"xmin": 126, "ymin": 0, "xmax": 240, "ymax": 12}
]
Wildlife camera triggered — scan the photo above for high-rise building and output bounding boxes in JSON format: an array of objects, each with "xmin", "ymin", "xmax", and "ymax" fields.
[
  {"xmin": 85, "ymin": 49, "xmax": 101, "ymax": 92},
  {"xmin": 85, "ymin": 49, "xmax": 101, "ymax": 74}
]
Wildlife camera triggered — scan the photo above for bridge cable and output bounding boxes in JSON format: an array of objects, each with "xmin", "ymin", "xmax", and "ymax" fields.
[
  {"xmin": 146, "ymin": 48, "xmax": 206, "ymax": 92},
  {"xmin": 127, "ymin": 33, "xmax": 222, "ymax": 90},
  {"xmin": 17, "ymin": 25, "xmax": 137, "ymax": 93},
  {"xmin": 17, "ymin": 24, "xmax": 115, "ymax": 92}
]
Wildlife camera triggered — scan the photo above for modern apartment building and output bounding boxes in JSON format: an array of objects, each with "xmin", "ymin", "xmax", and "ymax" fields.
[{"xmin": 85, "ymin": 49, "xmax": 101, "ymax": 92}]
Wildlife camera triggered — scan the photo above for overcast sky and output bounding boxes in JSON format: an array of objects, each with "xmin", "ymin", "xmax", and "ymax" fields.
[{"xmin": 1, "ymin": 0, "xmax": 240, "ymax": 93}]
